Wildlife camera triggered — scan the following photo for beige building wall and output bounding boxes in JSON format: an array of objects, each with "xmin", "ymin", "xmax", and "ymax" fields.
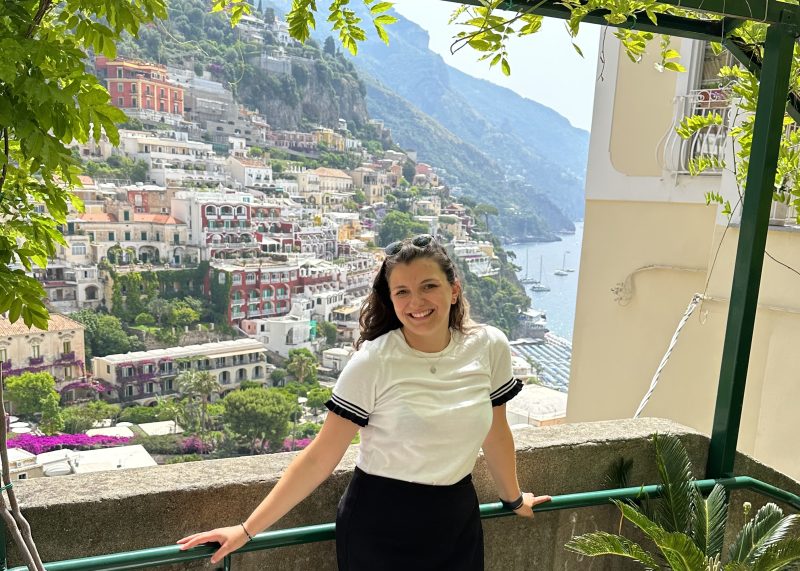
[{"xmin": 568, "ymin": 34, "xmax": 800, "ymax": 480}]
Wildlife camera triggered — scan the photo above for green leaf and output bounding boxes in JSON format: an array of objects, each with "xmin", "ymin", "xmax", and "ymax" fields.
[
  {"xmin": 369, "ymin": 1, "xmax": 392, "ymax": 14},
  {"xmin": 565, "ymin": 531, "xmax": 662, "ymax": 570},
  {"xmin": 729, "ymin": 503, "xmax": 785, "ymax": 563},
  {"xmin": 691, "ymin": 484, "xmax": 728, "ymax": 558},
  {"xmin": 500, "ymin": 57, "xmax": 510, "ymax": 76},
  {"xmin": 751, "ymin": 538, "xmax": 800, "ymax": 571},
  {"xmin": 664, "ymin": 61, "xmax": 687, "ymax": 72},
  {"xmin": 652, "ymin": 434, "xmax": 695, "ymax": 535}
]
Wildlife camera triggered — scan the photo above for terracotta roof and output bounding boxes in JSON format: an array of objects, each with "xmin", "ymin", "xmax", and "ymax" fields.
[
  {"xmin": 133, "ymin": 213, "xmax": 184, "ymax": 224},
  {"xmin": 77, "ymin": 175, "xmax": 96, "ymax": 186},
  {"xmin": 233, "ymin": 157, "xmax": 269, "ymax": 168},
  {"xmin": 0, "ymin": 314, "xmax": 84, "ymax": 336},
  {"xmin": 78, "ymin": 213, "xmax": 116, "ymax": 222},
  {"xmin": 312, "ymin": 167, "xmax": 352, "ymax": 179}
]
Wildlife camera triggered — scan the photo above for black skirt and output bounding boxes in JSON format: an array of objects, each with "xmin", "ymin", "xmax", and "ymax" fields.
[{"xmin": 335, "ymin": 467, "xmax": 484, "ymax": 571}]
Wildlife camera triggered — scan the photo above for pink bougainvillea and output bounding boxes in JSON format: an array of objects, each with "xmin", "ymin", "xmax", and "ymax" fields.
[
  {"xmin": 281, "ymin": 437, "xmax": 312, "ymax": 452},
  {"xmin": 8, "ymin": 434, "xmax": 132, "ymax": 455}
]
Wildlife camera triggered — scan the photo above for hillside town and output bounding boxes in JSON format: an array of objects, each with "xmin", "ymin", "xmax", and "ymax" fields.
[{"xmin": 3, "ymin": 29, "xmax": 569, "ymax": 479}]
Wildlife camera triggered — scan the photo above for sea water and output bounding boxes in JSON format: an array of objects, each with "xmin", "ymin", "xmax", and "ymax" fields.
[{"xmin": 505, "ymin": 222, "xmax": 584, "ymax": 341}]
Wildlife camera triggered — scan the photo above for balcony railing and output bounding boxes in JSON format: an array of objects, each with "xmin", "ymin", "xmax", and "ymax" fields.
[
  {"xmin": 29, "ymin": 356, "xmax": 45, "ymax": 366},
  {"xmin": 662, "ymin": 88, "xmax": 733, "ymax": 174},
  {"xmin": 5, "ymin": 475, "xmax": 799, "ymax": 570},
  {"xmin": 5, "ymin": 420, "xmax": 800, "ymax": 570}
]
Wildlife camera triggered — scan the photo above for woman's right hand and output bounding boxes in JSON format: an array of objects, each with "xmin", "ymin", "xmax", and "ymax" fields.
[{"xmin": 176, "ymin": 525, "xmax": 249, "ymax": 565}]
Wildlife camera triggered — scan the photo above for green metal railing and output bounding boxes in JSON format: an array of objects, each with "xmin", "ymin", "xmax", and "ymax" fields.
[{"xmin": 5, "ymin": 475, "xmax": 798, "ymax": 571}]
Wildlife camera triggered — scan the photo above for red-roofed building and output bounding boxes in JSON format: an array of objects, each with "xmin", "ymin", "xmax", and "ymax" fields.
[
  {"xmin": 70, "ymin": 201, "xmax": 197, "ymax": 266},
  {"xmin": 0, "ymin": 314, "xmax": 88, "ymax": 400}
]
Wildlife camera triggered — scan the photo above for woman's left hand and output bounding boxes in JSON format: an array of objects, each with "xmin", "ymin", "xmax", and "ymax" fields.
[{"xmin": 513, "ymin": 492, "xmax": 552, "ymax": 518}]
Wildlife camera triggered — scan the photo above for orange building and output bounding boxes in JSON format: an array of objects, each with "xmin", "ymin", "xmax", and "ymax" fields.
[{"xmin": 95, "ymin": 56, "xmax": 184, "ymax": 116}]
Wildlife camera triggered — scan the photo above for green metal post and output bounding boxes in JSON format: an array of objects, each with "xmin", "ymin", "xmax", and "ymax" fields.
[{"xmin": 706, "ymin": 22, "xmax": 797, "ymax": 479}]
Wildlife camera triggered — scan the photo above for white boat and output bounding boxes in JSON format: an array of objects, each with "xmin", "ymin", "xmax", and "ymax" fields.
[
  {"xmin": 521, "ymin": 254, "xmax": 550, "ymax": 292},
  {"xmin": 554, "ymin": 252, "xmax": 573, "ymax": 276}
]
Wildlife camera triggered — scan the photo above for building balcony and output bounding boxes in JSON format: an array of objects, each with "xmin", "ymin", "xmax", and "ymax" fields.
[
  {"xmin": 662, "ymin": 88, "xmax": 733, "ymax": 175},
  {"xmin": 10, "ymin": 419, "xmax": 800, "ymax": 570},
  {"xmin": 55, "ymin": 351, "xmax": 76, "ymax": 364},
  {"xmin": 29, "ymin": 356, "xmax": 45, "ymax": 366}
]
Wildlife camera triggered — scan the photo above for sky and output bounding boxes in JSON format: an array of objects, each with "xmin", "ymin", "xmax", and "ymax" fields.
[{"xmin": 392, "ymin": 0, "xmax": 602, "ymax": 131}]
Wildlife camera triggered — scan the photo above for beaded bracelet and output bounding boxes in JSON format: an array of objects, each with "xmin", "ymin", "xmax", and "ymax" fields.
[{"xmin": 500, "ymin": 494, "xmax": 524, "ymax": 511}]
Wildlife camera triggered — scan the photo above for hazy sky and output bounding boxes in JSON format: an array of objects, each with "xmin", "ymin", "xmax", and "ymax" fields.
[{"xmin": 392, "ymin": 0, "xmax": 601, "ymax": 131}]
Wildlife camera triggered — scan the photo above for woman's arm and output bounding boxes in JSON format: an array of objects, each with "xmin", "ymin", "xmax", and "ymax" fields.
[
  {"xmin": 177, "ymin": 413, "xmax": 359, "ymax": 564},
  {"xmin": 481, "ymin": 405, "xmax": 551, "ymax": 518}
]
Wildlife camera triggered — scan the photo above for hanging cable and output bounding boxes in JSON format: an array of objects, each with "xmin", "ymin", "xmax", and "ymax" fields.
[{"xmin": 633, "ymin": 293, "xmax": 704, "ymax": 418}]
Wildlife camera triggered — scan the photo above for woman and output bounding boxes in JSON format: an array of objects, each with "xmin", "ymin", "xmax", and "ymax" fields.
[{"xmin": 178, "ymin": 234, "xmax": 550, "ymax": 569}]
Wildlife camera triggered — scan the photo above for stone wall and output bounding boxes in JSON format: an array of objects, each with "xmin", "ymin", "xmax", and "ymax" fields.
[{"xmin": 8, "ymin": 418, "xmax": 800, "ymax": 570}]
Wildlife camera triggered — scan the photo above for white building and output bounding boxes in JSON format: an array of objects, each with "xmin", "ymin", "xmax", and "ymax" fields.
[
  {"xmin": 322, "ymin": 346, "xmax": 355, "ymax": 373},
  {"xmin": 242, "ymin": 302, "xmax": 314, "ymax": 358}
]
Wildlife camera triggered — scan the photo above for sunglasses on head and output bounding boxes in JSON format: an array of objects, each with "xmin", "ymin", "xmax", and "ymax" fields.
[{"xmin": 384, "ymin": 234, "xmax": 435, "ymax": 256}]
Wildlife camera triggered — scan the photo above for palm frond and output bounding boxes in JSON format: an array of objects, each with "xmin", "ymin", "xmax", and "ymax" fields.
[
  {"xmin": 616, "ymin": 499, "xmax": 706, "ymax": 570},
  {"xmin": 692, "ymin": 484, "xmax": 729, "ymax": 558},
  {"xmin": 751, "ymin": 538, "xmax": 800, "ymax": 571},
  {"xmin": 749, "ymin": 514, "xmax": 800, "ymax": 564},
  {"xmin": 653, "ymin": 433, "xmax": 696, "ymax": 535},
  {"xmin": 605, "ymin": 457, "xmax": 634, "ymax": 489},
  {"xmin": 728, "ymin": 503, "xmax": 785, "ymax": 563},
  {"xmin": 655, "ymin": 530, "xmax": 709, "ymax": 571},
  {"xmin": 565, "ymin": 531, "xmax": 662, "ymax": 570},
  {"xmin": 617, "ymin": 499, "xmax": 669, "ymax": 543}
]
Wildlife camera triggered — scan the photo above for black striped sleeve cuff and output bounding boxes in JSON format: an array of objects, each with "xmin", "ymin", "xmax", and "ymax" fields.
[
  {"xmin": 490, "ymin": 378, "xmax": 523, "ymax": 407},
  {"xmin": 325, "ymin": 394, "xmax": 370, "ymax": 427}
]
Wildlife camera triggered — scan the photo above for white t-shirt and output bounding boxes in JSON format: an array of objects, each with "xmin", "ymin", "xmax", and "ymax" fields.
[{"xmin": 326, "ymin": 325, "xmax": 522, "ymax": 485}]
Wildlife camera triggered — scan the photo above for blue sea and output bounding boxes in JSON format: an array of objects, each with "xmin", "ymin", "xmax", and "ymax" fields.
[{"xmin": 505, "ymin": 222, "xmax": 584, "ymax": 341}]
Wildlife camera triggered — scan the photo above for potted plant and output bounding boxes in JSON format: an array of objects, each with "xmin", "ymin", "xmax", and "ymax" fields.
[{"xmin": 566, "ymin": 434, "xmax": 800, "ymax": 570}]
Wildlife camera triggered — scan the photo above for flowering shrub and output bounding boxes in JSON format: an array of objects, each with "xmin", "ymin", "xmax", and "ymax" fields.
[
  {"xmin": 180, "ymin": 436, "xmax": 213, "ymax": 454},
  {"xmin": 8, "ymin": 434, "xmax": 132, "ymax": 455},
  {"xmin": 281, "ymin": 437, "xmax": 313, "ymax": 452}
]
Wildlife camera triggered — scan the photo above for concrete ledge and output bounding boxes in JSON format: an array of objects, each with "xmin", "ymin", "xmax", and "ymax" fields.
[{"xmin": 8, "ymin": 418, "xmax": 800, "ymax": 570}]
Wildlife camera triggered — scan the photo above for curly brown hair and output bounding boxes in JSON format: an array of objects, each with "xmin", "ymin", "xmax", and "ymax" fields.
[{"xmin": 355, "ymin": 238, "xmax": 471, "ymax": 349}]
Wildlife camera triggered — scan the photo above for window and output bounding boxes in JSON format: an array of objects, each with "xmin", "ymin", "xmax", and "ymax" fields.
[
  {"xmin": 89, "ymin": 232, "xmax": 95, "ymax": 242},
  {"xmin": 123, "ymin": 211, "xmax": 130, "ymax": 221},
  {"xmin": 145, "ymin": 85, "xmax": 151, "ymax": 95},
  {"xmin": 232, "ymin": 273, "xmax": 241, "ymax": 285},
  {"xmin": 106, "ymin": 365, "xmax": 111, "ymax": 374},
  {"xmin": 160, "ymin": 88, "xmax": 165, "ymax": 98},
  {"xmin": 146, "ymin": 382, "xmax": 154, "ymax": 394},
  {"xmin": 117, "ymin": 97, "xmax": 124, "ymax": 106},
  {"xmin": 125, "ymin": 385, "xmax": 134, "ymax": 397},
  {"xmin": 0, "ymin": 348, "xmax": 6, "ymax": 362},
  {"xmin": 117, "ymin": 83, "xmax": 123, "ymax": 93},
  {"xmin": 166, "ymin": 379, "xmax": 173, "ymax": 391},
  {"xmin": 131, "ymin": 97, "xmax": 137, "ymax": 107},
  {"xmin": 108, "ymin": 232, "xmax": 115, "ymax": 241},
  {"xmin": 63, "ymin": 341, "xmax": 71, "ymax": 354},
  {"xmin": 116, "ymin": 68, "xmax": 123, "ymax": 78},
  {"xmin": 156, "ymin": 232, "xmax": 160, "ymax": 241},
  {"xmin": 131, "ymin": 83, "xmax": 137, "ymax": 93},
  {"xmin": 17, "ymin": 474, "xmax": 27, "ymax": 481},
  {"xmin": 141, "ymin": 231, "xmax": 147, "ymax": 241},
  {"xmin": 31, "ymin": 345, "xmax": 40, "ymax": 359},
  {"xmin": 134, "ymin": 195, "xmax": 143, "ymax": 206},
  {"xmin": 124, "ymin": 231, "xmax": 131, "ymax": 241},
  {"xmin": 64, "ymin": 366, "xmax": 73, "ymax": 380},
  {"xmin": 173, "ymin": 234, "xmax": 180, "ymax": 245},
  {"xmin": 71, "ymin": 243, "xmax": 86, "ymax": 255}
]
